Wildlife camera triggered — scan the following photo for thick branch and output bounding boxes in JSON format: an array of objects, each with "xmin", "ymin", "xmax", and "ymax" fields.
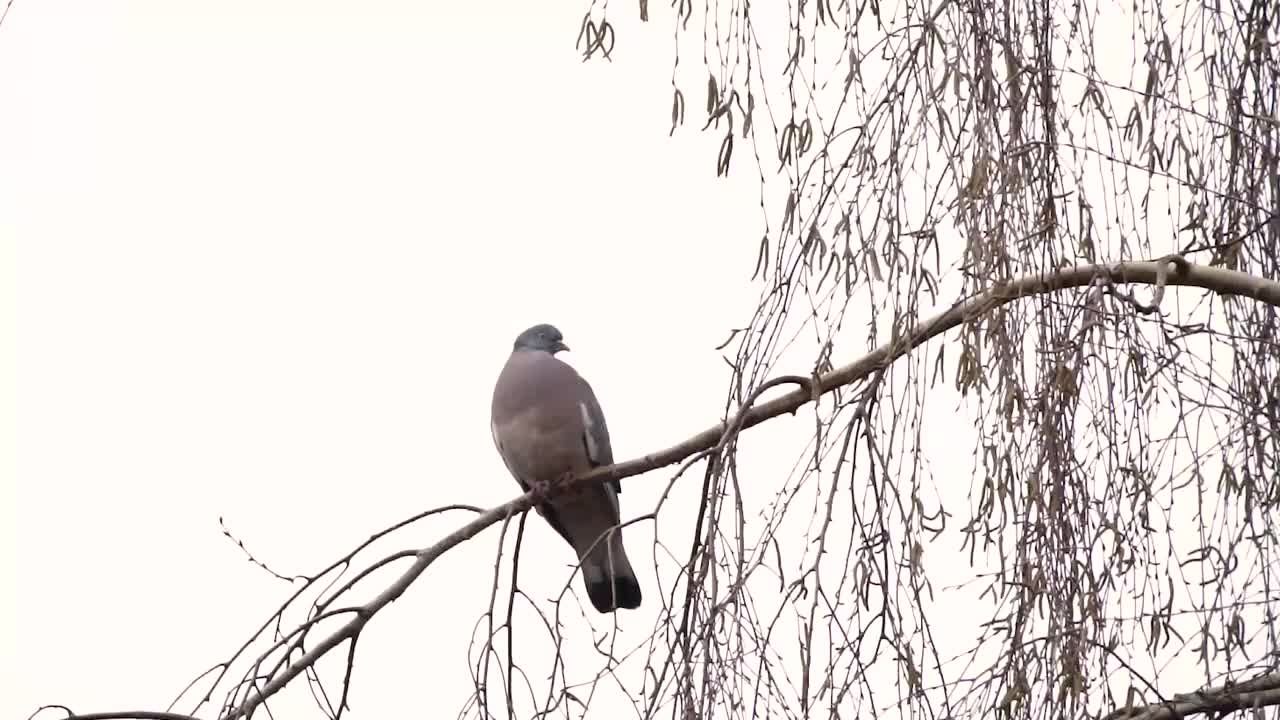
[
  {"xmin": 1104, "ymin": 671, "xmax": 1280, "ymax": 720},
  {"xmin": 86, "ymin": 258, "xmax": 1280, "ymax": 720}
]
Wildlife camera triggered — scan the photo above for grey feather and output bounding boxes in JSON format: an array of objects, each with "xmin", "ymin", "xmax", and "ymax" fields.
[{"xmin": 490, "ymin": 323, "xmax": 642, "ymax": 613}]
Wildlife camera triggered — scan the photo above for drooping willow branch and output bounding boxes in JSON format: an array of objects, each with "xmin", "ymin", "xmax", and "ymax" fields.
[{"xmin": 53, "ymin": 257, "xmax": 1280, "ymax": 720}]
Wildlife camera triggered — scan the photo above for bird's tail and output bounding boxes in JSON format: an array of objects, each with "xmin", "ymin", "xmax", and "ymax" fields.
[{"xmin": 581, "ymin": 530, "xmax": 643, "ymax": 613}]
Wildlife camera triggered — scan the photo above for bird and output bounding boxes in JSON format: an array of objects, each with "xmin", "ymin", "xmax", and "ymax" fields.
[{"xmin": 489, "ymin": 323, "xmax": 643, "ymax": 613}]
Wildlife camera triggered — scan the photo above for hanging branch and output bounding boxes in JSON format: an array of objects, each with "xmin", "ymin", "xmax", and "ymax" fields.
[{"xmin": 46, "ymin": 257, "xmax": 1280, "ymax": 720}]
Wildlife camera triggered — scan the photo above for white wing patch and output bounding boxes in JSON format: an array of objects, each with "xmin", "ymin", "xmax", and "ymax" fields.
[
  {"xmin": 579, "ymin": 402, "xmax": 603, "ymax": 464},
  {"xmin": 580, "ymin": 402, "xmax": 620, "ymax": 516}
]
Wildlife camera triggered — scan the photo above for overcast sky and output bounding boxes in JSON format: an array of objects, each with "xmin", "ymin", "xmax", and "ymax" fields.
[
  {"xmin": 3, "ymin": 1, "xmax": 784, "ymax": 717},
  {"xmin": 4, "ymin": 1, "xmax": 1236, "ymax": 718}
]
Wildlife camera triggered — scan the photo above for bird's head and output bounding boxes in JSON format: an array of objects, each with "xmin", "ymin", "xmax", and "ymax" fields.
[{"xmin": 513, "ymin": 323, "xmax": 570, "ymax": 355}]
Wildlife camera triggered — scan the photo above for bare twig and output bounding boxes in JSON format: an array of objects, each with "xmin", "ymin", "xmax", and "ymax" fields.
[
  {"xmin": 51, "ymin": 712, "xmax": 204, "ymax": 720},
  {"xmin": 57, "ymin": 259, "xmax": 1280, "ymax": 720},
  {"xmin": 210, "ymin": 258, "xmax": 1278, "ymax": 720}
]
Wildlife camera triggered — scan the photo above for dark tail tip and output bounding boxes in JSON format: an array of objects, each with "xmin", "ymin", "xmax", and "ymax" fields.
[{"xmin": 586, "ymin": 574, "xmax": 643, "ymax": 613}]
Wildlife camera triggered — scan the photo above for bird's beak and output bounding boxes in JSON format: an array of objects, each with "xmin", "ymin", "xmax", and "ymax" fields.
[{"xmin": 554, "ymin": 341, "xmax": 571, "ymax": 354}]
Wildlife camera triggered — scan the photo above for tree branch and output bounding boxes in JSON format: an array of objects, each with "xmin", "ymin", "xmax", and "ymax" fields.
[
  {"xmin": 220, "ymin": 257, "xmax": 1280, "ymax": 720},
  {"xmin": 42, "ymin": 710, "xmax": 203, "ymax": 720},
  {"xmin": 1104, "ymin": 671, "xmax": 1280, "ymax": 720},
  {"xmin": 66, "ymin": 258, "xmax": 1280, "ymax": 720}
]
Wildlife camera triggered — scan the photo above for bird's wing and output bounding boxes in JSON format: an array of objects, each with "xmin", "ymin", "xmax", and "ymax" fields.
[{"xmin": 490, "ymin": 347, "xmax": 641, "ymax": 612}]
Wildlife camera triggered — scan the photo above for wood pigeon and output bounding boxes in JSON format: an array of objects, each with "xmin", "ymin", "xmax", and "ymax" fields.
[{"xmin": 489, "ymin": 323, "xmax": 643, "ymax": 613}]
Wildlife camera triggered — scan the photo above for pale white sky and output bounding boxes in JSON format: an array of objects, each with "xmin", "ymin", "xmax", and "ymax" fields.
[{"xmin": 3, "ymin": 1, "xmax": 774, "ymax": 717}]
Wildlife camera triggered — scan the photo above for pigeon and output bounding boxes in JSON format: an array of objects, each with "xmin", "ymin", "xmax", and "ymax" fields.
[{"xmin": 490, "ymin": 323, "xmax": 642, "ymax": 613}]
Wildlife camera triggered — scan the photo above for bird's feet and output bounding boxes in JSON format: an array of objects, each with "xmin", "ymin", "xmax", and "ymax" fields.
[
  {"xmin": 526, "ymin": 476, "xmax": 560, "ymax": 504},
  {"xmin": 556, "ymin": 470, "xmax": 583, "ymax": 498},
  {"xmin": 526, "ymin": 472, "xmax": 579, "ymax": 504}
]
